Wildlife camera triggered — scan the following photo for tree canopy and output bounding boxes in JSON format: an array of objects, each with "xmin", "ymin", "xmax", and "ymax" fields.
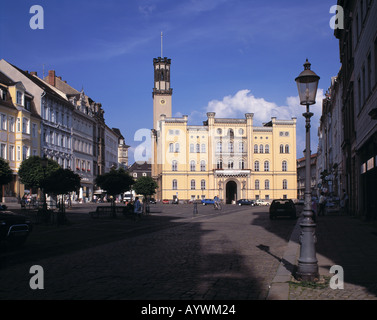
[
  {"xmin": 18, "ymin": 156, "xmax": 60, "ymax": 189},
  {"xmin": 133, "ymin": 176, "xmax": 158, "ymax": 198},
  {"xmin": 95, "ymin": 167, "xmax": 134, "ymax": 198},
  {"xmin": 0, "ymin": 158, "xmax": 13, "ymax": 187},
  {"xmin": 43, "ymin": 168, "xmax": 81, "ymax": 196}
]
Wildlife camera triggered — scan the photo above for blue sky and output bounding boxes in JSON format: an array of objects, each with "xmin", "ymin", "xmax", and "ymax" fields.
[{"xmin": 0, "ymin": 0, "xmax": 340, "ymax": 163}]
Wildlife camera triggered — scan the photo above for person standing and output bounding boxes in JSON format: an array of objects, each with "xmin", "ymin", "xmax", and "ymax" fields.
[
  {"xmin": 340, "ymin": 189, "xmax": 349, "ymax": 215},
  {"xmin": 134, "ymin": 197, "xmax": 142, "ymax": 220},
  {"xmin": 318, "ymin": 192, "xmax": 326, "ymax": 216}
]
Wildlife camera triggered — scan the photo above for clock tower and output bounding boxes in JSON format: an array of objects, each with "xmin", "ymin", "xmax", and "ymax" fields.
[{"xmin": 153, "ymin": 56, "xmax": 172, "ymax": 129}]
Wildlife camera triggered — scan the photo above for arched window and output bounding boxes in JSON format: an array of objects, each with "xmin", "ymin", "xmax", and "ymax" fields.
[
  {"xmin": 190, "ymin": 144, "xmax": 194, "ymax": 153},
  {"xmin": 201, "ymin": 144, "xmax": 206, "ymax": 153},
  {"xmin": 254, "ymin": 144, "xmax": 258, "ymax": 153},
  {"xmin": 265, "ymin": 179, "xmax": 270, "ymax": 190},
  {"xmin": 191, "ymin": 179, "xmax": 196, "ymax": 190},
  {"xmin": 265, "ymin": 144, "xmax": 269, "ymax": 153},
  {"xmin": 217, "ymin": 159, "xmax": 223, "ymax": 169},
  {"xmin": 254, "ymin": 160, "xmax": 260, "ymax": 171},
  {"xmin": 196, "ymin": 143, "xmax": 200, "ymax": 153},
  {"xmin": 169, "ymin": 143, "xmax": 174, "ymax": 153},
  {"xmin": 201, "ymin": 179, "xmax": 206, "ymax": 190},
  {"xmin": 259, "ymin": 144, "xmax": 264, "ymax": 153},
  {"xmin": 280, "ymin": 144, "xmax": 284, "ymax": 153},
  {"xmin": 190, "ymin": 160, "xmax": 196, "ymax": 171},
  {"xmin": 282, "ymin": 160, "xmax": 287, "ymax": 172},
  {"xmin": 264, "ymin": 160, "xmax": 269, "ymax": 171},
  {"xmin": 172, "ymin": 160, "xmax": 178, "ymax": 171},
  {"xmin": 282, "ymin": 179, "xmax": 288, "ymax": 190},
  {"xmin": 239, "ymin": 159, "xmax": 245, "ymax": 170},
  {"xmin": 228, "ymin": 160, "xmax": 234, "ymax": 169},
  {"xmin": 200, "ymin": 160, "xmax": 206, "ymax": 171},
  {"xmin": 255, "ymin": 179, "xmax": 260, "ymax": 190},
  {"xmin": 228, "ymin": 128, "xmax": 234, "ymax": 138},
  {"xmin": 172, "ymin": 179, "xmax": 177, "ymax": 190},
  {"xmin": 175, "ymin": 143, "xmax": 180, "ymax": 153},
  {"xmin": 285, "ymin": 144, "xmax": 290, "ymax": 154}
]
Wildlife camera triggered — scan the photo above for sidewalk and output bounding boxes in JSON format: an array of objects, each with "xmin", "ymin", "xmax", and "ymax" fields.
[{"xmin": 268, "ymin": 212, "xmax": 377, "ymax": 300}]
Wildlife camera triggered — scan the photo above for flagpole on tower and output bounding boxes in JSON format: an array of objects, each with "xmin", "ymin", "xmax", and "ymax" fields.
[{"xmin": 161, "ymin": 31, "xmax": 163, "ymax": 58}]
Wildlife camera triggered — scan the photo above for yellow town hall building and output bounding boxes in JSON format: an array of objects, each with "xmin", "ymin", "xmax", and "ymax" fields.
[{"xmin": 151, "ymin": 56, "xmax": 297, "ymax": 204}]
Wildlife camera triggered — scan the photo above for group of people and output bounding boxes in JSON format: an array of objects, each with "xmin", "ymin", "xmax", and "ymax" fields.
[{"xmin": 314, "ymin": 189, "xmax": 349, "ymax": 218}]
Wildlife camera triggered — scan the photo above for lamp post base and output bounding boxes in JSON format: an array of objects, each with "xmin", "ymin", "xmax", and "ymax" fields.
[{"xmin": 295, "ymin": 216, "xmax": 319, "ymax": 282}]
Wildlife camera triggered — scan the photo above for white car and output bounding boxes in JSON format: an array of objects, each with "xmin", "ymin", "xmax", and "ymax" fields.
[{"xmin": 255, "ymin": 199, "xmax": 270, "ymax": 206}]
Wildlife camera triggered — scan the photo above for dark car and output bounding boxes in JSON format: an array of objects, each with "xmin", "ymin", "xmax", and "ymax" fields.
[
  {"xmin": 149, "ymin": 198, "xmax": 157, "ymax": 204},
  {"xmin": 269, "ymin": 199, "xmax": 297, "ymax": 219},
  {"xmin": 236, "ymin": 199, "xmax": 255, "ymax": 206},
  {"xmin": 0, "ymin": 211, "xmax": 33, "ymax": 246}
]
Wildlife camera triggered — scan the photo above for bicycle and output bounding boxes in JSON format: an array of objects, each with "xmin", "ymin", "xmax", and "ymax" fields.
[{"xmin": 214, "ymin": 201, "xmax": 222, "ymax": 211}]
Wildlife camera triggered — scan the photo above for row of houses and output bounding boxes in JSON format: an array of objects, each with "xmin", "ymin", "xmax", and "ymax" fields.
[
  {"xmin": 0, "ymin": 59, "xmax": 130, "ymax": 203},
  {"xmin": 316, "ymin": 0, "xmax": 377, "ymax": 219}
]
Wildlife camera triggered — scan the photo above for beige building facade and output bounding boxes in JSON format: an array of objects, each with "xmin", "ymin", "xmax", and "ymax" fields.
[{"xmin": 151, "ymin": 56, "xmax": 297, "ymax": 203}]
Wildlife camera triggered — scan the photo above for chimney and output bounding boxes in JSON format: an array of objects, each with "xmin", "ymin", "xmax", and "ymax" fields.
[
  {"xmin": 48, "ymin": 70, "xmax": 56, "ymax": 86},
  {"xmin": 30, "ymin": 71, "xmax": 37, "ymax": 76}
]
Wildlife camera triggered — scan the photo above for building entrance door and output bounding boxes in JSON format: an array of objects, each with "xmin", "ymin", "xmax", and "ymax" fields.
[{"xmin": 226, "ymin": 181, "xmax": 237, "ymax": 204}]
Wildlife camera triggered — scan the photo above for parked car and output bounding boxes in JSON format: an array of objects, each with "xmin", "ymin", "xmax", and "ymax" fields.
[
  {"xmin": 162, "ymin": 199, "xmax": 169, "ymax": 204},
  {"xmin": 269, "ymin": 199, "xmax": 297, "ymax": 219},
  {"xmin": 149, "ymin": 198, "xmax": 157, "ymax": 204},
  {"xmin": 0, "ymin": 212, "xmax": 33, "ymax": 246},
  {"xmin": 255, "ymin": 199, "xmax": 270, "ymax": 206},
  {"xmin": 201, "ymin": 199, "xmax": 215, "ymax": 205},
  {"xmin": 236, "ymin": 199, "xmax": 255, "ymax": 206}
]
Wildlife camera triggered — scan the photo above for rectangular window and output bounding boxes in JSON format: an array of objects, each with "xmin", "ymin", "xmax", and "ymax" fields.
[
  {"xmin": 0, "ymin": 143, "xmax": 6, "ymax": 159},
  {"xmin": 17, "ymin": 146, "xmax": 20, "ymax": 160},
  {"xmin": 1, "ymin": 114, "xmax": 6, "ymax": 130},
  {"xmin": 9, "ymin": 145, "xmax": 14, "ymax": 161},
  {"xmin": 9, "ymin": 117, "xmax": 14, "ymax": 132},
  {"xmin": 22, "ymin": 146, "xmax": 29, "ymax": 160},
  {"xmin": 16, "ymin": 91, "xmax": 23, "ymax": 105},
  {"xmin": 32, "ymin": 123, "xmax": 37, "ymax": 138},
  {"xmin": 22, "ymin": 118, "xmax": 29, "ymax": 134}
]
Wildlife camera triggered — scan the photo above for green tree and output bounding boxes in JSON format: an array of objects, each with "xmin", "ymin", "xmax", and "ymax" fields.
[
  {"xmin": 43, "ymin": 168, "xmax": 81, "ymax": 223},
  {"xmin": 95, "ymin": 167, "xmax": 134, "ymax": 215},
  {"xmin": 18, "ymin": 156, "xmax": 60, "ymax": 190},
  {"xmin": 132, "ymin": 176, "xmax": 158, "ymax": 213},
  {"xmin": 0, "ymin": 158, "xmax": 13, "ymax": 200}
]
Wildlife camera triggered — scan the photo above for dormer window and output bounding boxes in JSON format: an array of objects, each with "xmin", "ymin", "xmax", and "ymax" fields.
[
  {"xmin": 25, "ymin": 99, "xmax": 31, "ymax": 111},
  {"xmin": 16, "ymin": 91, "xmax": 23, "ymax": 105}
]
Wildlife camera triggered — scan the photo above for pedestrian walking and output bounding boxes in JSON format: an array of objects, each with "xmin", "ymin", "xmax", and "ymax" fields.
[
  {"xmin": 134, "ymin": 197, "xmax": 142, "ymax": 220},
  {"xmin": 340, "ymin": 189, "xmax": 349, "ymax": 215},
  {"xmin": 318, "ymin": 192, "xmax": 326, "ymax": 216}
]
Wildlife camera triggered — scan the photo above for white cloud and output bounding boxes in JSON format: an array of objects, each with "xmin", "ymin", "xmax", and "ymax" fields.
[{"xmin": 204, "ymin": 89, "xmax": 325, "ymax": 158}]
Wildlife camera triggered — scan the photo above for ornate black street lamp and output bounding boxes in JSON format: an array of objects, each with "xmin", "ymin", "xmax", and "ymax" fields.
[{"xmin": 295, "ymin": 59, "xmax": 320, "ymax": 281}]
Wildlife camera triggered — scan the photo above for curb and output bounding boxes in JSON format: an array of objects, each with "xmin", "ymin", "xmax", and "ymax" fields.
[{"xmin": 266, "ymin": 217, "xmax": 301, "ymax": 300}]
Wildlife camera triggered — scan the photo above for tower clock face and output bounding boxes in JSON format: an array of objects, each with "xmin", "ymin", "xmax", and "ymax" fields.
[{"xmin": 160, "ymin": 99, "xmax": 166, "ymax": 105}]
